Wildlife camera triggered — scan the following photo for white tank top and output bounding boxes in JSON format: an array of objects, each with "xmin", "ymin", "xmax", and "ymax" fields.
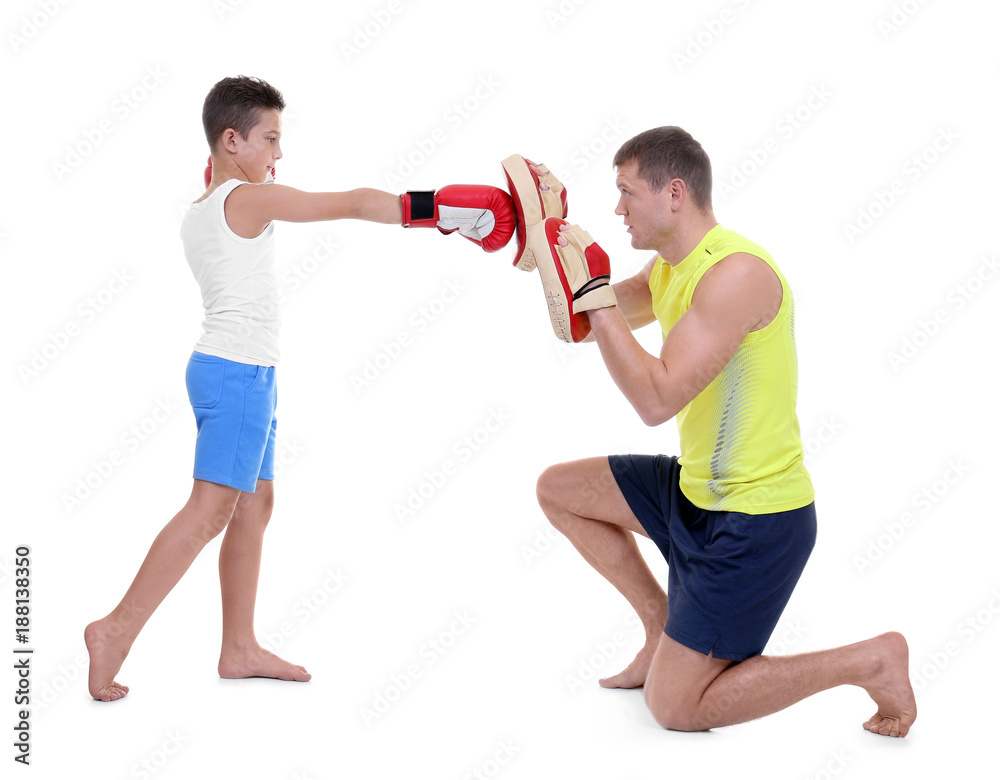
[{"xmin": 180, "ymin": 179, "xmax": 280, "ymax": 366}]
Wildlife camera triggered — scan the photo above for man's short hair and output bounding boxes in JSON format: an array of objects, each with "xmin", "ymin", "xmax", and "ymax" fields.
[
  {"xmin": 613, "ymin": 127, "xmax": 713, "ymax": 211},
  {"xmin": 202, "ymin": 75, "xmax": 286, "ymax": 152}
]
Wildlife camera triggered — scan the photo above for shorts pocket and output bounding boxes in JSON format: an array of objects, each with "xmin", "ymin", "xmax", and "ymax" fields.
[
  {"xmin": 243, "ymin": 363, "xmax": 262, "ymax": 393},
  {"xmin": 703, "ymin": 513, "xmax": 757, "ymax": 560},
  {"xmin": 186, "ymin": 353, "xmax": 226, "ymax": 409}
]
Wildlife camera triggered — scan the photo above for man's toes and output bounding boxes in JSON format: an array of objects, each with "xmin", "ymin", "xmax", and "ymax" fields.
[
  {"xmin": 863, "ymin": 714, "xmax": 882, "ymax": 732},
  {"xmin": 864, "ymin": 713, "xmax": 902, "ymax": 737}
]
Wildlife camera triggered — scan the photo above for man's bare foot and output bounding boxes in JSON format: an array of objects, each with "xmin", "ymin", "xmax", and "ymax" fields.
[
  {"xmin": 600, "ymin": 640, "xmax": 658, "ymax": 689},
  {"xmin": 218, "ymin": 645, "xmax": 311, "ymax": 682},
  {"xmin": 85, "ymin": 619, "xmax": 131, "ymax": 702},
  {"xmin": 860, "ymin": 632, "xmax": 917, "ymax": 738}
]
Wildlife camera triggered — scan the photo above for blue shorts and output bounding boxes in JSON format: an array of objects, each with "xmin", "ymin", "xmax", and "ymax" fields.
[
  {"xmin": 609, "ymin": 454, "xmax": 816, "ymax": 662},
  {"xmin": 185, "ymin": 352, "xmax": 277, "ymax": 493}
]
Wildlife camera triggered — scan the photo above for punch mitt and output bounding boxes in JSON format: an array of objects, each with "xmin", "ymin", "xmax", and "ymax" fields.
[
  {"xmin": 530, "ymin": 218, "xmax": 616, "ymax": 343},
  {"xmin": 500, "ymin": 154, "xmax": 567, "ymax": 271}
]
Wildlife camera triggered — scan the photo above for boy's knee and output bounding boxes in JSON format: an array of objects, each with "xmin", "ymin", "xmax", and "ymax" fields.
[
  {"xmin": 201, "ymin": 505, "xmax": 237, "ymax": 542},
  {"xmin": 255, "ymin": 481, "xmax": 275, "ymax": 515},
  {"xmin": 184, "ymin": 487, "xmax": 240, "ymax": 547},
  {"xmin": 233, "ymin": 481, "xmax": 275, "ymax": 525}
]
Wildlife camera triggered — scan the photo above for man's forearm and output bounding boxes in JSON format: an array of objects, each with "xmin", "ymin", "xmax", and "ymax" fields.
[{"xmin": 588, "ymin": 307, "xmax": 677, "ymax": 427}]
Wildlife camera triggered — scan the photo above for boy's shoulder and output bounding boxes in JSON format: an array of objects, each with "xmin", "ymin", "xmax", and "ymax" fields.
[{"xmin": 195, "ymin": 177, "xmax": 258, "ymax": 205}]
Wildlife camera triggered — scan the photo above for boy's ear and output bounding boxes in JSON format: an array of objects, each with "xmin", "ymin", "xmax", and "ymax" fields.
[{"xmin": 221, "ymin": 127, "xmax": 239, "ymax": 152}]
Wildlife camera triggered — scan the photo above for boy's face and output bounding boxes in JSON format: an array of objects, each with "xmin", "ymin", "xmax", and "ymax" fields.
[{"xmin": 234, "ymin": 108, "xmax": 283, "ymax": 183}]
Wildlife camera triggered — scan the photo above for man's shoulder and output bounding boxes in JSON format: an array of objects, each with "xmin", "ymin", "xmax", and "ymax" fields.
[{"xmin": 706, "ymin": 226, "xmax": 771, "ymax": 262}]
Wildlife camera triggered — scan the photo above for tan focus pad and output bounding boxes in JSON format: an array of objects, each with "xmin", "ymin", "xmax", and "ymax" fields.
[
  {"xmin": 528, "ymin": 218, "xmax": 616, "ymax": 343},
  {"xmin": 556, "ymin": 225, "xmax": 617, "ymax": 312},
  {"xmin": 501, "ymin": 154, "xmax": 567, "ymax": 271}
]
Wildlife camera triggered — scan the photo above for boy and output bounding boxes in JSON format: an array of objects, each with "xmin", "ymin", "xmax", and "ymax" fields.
[{"xmin": 86, "ymin": 75, "xmax": 513, "ymax": 701}]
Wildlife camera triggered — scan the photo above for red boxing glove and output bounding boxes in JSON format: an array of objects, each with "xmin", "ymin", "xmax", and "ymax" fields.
[{"xmin": 401, "ymin": 185, "xmax": 515, "ymax": 253}]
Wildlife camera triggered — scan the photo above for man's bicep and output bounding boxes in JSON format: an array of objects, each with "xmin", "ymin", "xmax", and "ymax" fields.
[
  {"xmin": 658, "ymin": 276, "xmax": 760, "ymax": 409},
  {"xmin": 658, "ymin": 309, "xmax": 740, "ymax": 409}
]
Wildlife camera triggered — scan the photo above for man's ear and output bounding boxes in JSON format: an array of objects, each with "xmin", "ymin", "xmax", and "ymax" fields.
[{"xmin": 667, "ymin": 177, "xmax": 688, "ymax": 212}]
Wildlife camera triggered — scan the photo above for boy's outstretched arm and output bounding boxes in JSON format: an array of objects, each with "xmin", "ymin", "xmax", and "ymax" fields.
[
  {"xmin": 228, "ymin": 183, "xmax": 514, "ymax": 252},
  {"xmin": 232, "ymin": 184, "xmax": 402, "ymax": 226}
]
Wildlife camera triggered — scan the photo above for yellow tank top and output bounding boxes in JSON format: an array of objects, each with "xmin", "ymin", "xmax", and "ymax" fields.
[{"xmin": 649, "ymin": 225, "xmax": 814, "ymax": 514}]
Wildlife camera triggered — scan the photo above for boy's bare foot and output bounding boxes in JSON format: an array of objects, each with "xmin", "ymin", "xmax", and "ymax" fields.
[
  {"xmin": 218, "ymin": 645, "xmax": 311, "ymax": 682},
  {"xmin": 599, "ymin": 638, "xmax": 659, "ymax": 689},
  {"xmin": 85, "ymin": 619, "xmax": 131, "ymax": 702},
  {"xmin": 860, "ymin": 632, "xmax": 917, "ymax": 738}
]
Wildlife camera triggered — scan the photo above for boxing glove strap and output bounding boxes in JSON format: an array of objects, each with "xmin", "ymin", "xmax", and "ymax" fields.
[{"xmin": 406, "ymin": 191, "xmax": 436, "ymax": 222}]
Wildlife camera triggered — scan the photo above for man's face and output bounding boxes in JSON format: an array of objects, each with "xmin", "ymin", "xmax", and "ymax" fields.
[
  {"xmin": 614, "ymin": 159, "xmax": 673, "ymax": 251},
  {"xmin": 235, "ymin": 108, "xmax": 283, "ymax": 183}
]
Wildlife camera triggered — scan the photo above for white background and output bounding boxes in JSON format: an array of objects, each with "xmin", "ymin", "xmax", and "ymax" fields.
[{"xmin": 3, "ymin": 0, "xmax": 998, "ymax": 777}]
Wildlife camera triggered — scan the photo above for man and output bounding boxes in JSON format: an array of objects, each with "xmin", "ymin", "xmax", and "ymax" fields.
[{"xmin": 535, "ymin": 126, "xmax": 916, "ymax": 737}]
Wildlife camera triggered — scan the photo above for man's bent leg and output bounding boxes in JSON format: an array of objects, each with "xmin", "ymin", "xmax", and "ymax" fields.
[
  {"xmin": 536, "ymin": 457, "xmax": 667, "ymax": 688},
  {"xmin": 217, "ymin": 479, "xmax": 310, "ymax": 682},
  {"xmin": 644, "ymin": 631, "xmax": 916, "ymax": 737},
  {"xmin": 85, "ymin": 479, "xmax": 241, "ymax": 701}
]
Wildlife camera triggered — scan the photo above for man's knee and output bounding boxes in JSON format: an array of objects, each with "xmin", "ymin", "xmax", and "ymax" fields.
[
  {"xmin": 535, "ymin": 464, "xmax": 560, "ymax": 508},
  {"xmin": 536, "ymin": 462, "xmax": 577, "ymax": 523},
  {"xmin": 644, "ymin": 687, "xmax": 702, "ymax": 732}
]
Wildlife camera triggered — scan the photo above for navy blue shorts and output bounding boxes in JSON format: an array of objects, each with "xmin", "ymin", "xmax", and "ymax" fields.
[
  {"xmin": 609, "ymin": 454, "xmax": 816, "ymax": 662},
  {"xmin": 185, "ymin": 352, "xmax": 277, "ymax": 493}
]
